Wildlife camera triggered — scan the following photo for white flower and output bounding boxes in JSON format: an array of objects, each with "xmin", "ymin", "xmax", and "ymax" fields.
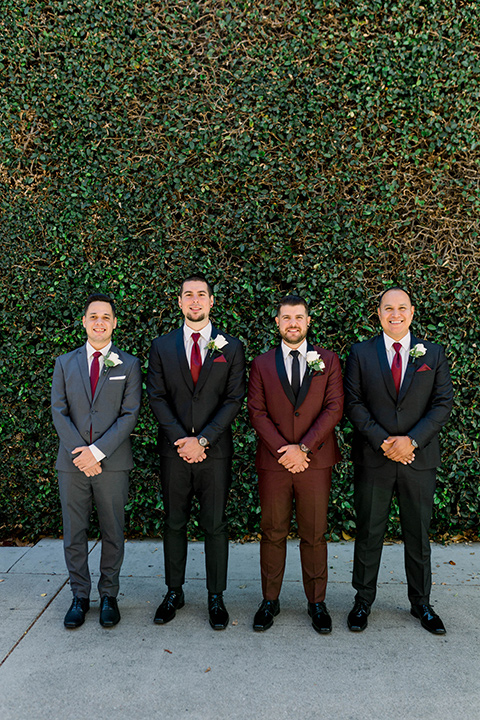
[
  {"xmin": 207, "ymin": 335, "xmax": 228, "ymax": 356},
  {"xmin": 306, "ymin": 350, "xmax": 325, "ymax": 374},
  {"xmin": 104, "ymin": 351, "xmax": 123, "ymax": 368},
  {"xmin": 409, "ymin": 343, "xmax": 427, "ymax": 359}
]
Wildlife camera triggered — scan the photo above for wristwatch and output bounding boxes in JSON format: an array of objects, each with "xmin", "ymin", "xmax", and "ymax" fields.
[
  {"xmin": 299, "ymin": 443, "xmax": 311, "ymax": 454},
  {"xmin": 409, "ymin": 437, "xmax": 419, "ymax": 449},
  {"xmin": 198, "ymin": 436, "xmax": 209, "ymax": 447}
]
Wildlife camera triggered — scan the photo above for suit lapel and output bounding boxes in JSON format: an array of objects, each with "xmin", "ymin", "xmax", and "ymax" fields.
[
  {"xmin": 176, "ymin": 328, "xmax": 195, "ymax": 392},
  {"xmin": 397, "ymin": 333, "xmax": 417, "ymax": 402},
  {"xmin": 93, "ymin": 344, "xmax": 119, "ymax": 401},
  {"xmin": 76, "ymin": 346, "xmax": 92, "ymax": 401},
  {"xmin": 194, "ymin": 326, "xmax": 217, "ymax": 395},
  {"xmin": 295, "ymin": 342, "xmax": 314, "ymax": 410},
  {"xmin": 275, "ymin": 345, "xmax": 296, "ymax": 406},
  {"xmin": 376, "ymin": 335, "xmax": 397, "ymax": 402}
]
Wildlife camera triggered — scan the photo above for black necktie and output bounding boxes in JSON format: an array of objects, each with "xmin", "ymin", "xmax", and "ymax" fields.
[{"xmin": 290, "ymin": 350, "xmax": 300, "ymax": 398}]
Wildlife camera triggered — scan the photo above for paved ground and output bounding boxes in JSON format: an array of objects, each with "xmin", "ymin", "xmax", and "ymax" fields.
[{"xmin": 0, "ymin": 538, "xmax": 479, "ymax": 720}]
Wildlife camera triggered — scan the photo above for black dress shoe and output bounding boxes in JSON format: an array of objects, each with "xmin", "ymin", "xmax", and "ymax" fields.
[
  {"xmin": 347, "ymin": 599, "xmax": 371, "ymax": 632},
  {"xmin": 100, "ymin": 595, "xmax": 120, "ymax": 627},
  {"xmin": 410, "ymin": 603, "xmax": 446, "ymax": 635},
  {"xmin": 64, "ymin": 596, "xmax": 90, "ymax": 629},
  {"xmin": 154, "ymin": 589, "xmax": 185, "ymax": 625},
  {"xmin": 308, "ymin": 602, "xmax": 332, "ymax": 634},
  {"xmin": 208, "ymin": 593, "xmax": 229, "ymax": 630},
  {"xmin": 253, "ymin": 599, "xmax": 280, "ymax": 631}
]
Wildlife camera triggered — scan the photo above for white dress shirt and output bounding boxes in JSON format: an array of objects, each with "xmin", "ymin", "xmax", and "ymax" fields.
[
  {"xmin": 383, "ymin": 331, "xmax": 411, "ymax": 387},
  {"xmin": 281, "ymin": 339, "xmax": 308, "ymax": 385},
  {"xmin": 183, "ymin": 322, "xmax": 212, "ymax": 367},
  {"xmin": 85, "ymin": 341, "xmax": 111, "ymax": 462}
]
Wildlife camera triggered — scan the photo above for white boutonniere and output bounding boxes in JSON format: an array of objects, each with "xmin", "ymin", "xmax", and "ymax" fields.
[
  {"xmin": 104, "ymin": 351, "xmax": 123, "ymax": 368},
  {"xmin": 409, "ymin": 343, "xmax": 427, "ymax": 360},
  {"xmin": 306, "ymin": 350, "xmax": 325, "ymax": 374},
  {"xmin": 207, "ymin": 335, "xmax": 228, "ymax": 356}
]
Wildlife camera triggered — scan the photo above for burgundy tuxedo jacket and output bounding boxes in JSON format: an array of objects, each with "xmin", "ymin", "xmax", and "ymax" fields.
[{"xmin": 247, "ymin": 344, "xmax": 344, "ymax": 471}]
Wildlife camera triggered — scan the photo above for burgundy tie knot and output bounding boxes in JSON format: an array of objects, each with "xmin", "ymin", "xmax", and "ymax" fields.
[
  {"xmin": 391, "ymin": 343, "xmax": 402, "ymax": 394},
  {"xmin": 190, "ymin": 333, "xmax": 202, "ymax": 385}
]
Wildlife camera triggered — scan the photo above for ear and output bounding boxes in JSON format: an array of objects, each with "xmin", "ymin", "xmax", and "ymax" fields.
[
  {"xmin": 113, "ymin": 316, "xmax": 118, "ymax": 330},
  {"xmin": 178, "ymin": 295, "xmax": 182, "ymax": 309},
  {"xmin": 210, "ymin": 295, "xmax": 214, "ymax": 308},
  {"xmin": 82, "ymin": 316, "xmax": 86, "ymax": 329},
  {"xmin": 275, "ymin": 316, "xmax": 280, "ymax": 328}
]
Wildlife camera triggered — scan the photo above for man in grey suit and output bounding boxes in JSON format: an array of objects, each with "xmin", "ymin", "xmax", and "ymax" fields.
[
  {"xmin": 344, "ymin": 287, "xmax": 453, "ymax": 634},
  {"xmin": 51, "ymin": 294, "xmax": 142, "ymax": 629},
  {"xmin": 147, "ymin": 274, "xmax": 245, "ymax": 630}
]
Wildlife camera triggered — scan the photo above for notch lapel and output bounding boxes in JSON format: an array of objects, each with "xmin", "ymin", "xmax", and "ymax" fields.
[
  {"xmin": 376, "ymin": 335, "xmax": 397, "ymax": 402},
  {"xmin": 275, "ymin": 346, "xmax": 296, "ymax": 406},
  {"xmin": 176, "ymin": 328, "xmax": 195, "ymax": 392},
  {"xmin": 76, "ymin": 346, "xmax": 92, "ymax": 402}
]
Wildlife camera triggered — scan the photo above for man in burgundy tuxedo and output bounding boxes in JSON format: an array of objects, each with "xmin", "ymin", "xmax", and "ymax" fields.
[
  {"xmin": 344, "ymin": 287, "xmax": 453, "ymax": 634},
  {"xmin": 147, "ymin": 274, "xmax": 245, "ymax": 630},
  {"xmin": 247, "ymin": 295, "xmax": 344, "ymax": 633}
]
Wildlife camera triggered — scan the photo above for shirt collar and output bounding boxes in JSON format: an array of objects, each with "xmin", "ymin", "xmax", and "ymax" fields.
[
  {"xmin": 86, "ymin": 341, "xmax": 112, "ymax": 358},
  {"xmin": 184, "ymin": 321, "xmax": 212, "ymax": 342},
  {"xmin": 383, "ymin": 331, "xmax": 411, "ymax": 352},
  {"xmin": 281, "ymin": 339, "xmax": 307, "ymax": 359}
]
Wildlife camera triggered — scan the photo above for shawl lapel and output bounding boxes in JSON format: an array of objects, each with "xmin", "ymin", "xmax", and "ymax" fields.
[
  {"xmin": 397, "ymin": 333, "xmax": 418, "ymax": 402},
  {"xmin": 275, "ymin": 345, "xmax": 296, "ymax": 406},
  {"xmin": 294, "ymin": 341, "xmax": 314, "ymax": 410},
  {"xmin": 194, "ymin": 326, "xmax": 218, "ymax": 395}
]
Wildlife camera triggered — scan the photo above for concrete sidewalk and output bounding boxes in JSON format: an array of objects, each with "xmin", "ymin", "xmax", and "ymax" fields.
[{"xmin": 0, "ymin": 539, "xmax": 479, "ymax": 720}]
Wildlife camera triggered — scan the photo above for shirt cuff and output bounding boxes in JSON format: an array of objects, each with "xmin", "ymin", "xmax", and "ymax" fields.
[{"xmin": 89, "ymin": 444, "xmax": 106, "ymax": 462}]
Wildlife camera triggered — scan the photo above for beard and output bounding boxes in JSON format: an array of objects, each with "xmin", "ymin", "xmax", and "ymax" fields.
[
  {"xmin": 279, "ymin": 328, "xmax": 308, "ymax": 347},
  {"xmin": 186, "ymin": 311, "xmax": 207, "ymax": 323}
]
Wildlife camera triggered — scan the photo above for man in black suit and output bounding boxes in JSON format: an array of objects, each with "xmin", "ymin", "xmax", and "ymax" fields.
[
  {"xmin": 147, "ymin": 274, "xmax": 246, "ymax": 630},
  {"xmin": 344, "ymin": 287, "xmax": 453, "ymax": 634}
]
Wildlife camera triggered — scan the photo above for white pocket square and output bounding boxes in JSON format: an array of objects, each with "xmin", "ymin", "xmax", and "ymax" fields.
[{"xmin": 109, "ymin": 375, "xmax": 126, "ymax": 380}]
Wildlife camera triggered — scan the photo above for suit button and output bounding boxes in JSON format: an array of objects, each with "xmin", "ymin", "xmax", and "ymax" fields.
[
  {"xmin": 193, "ymin": 396, "xmax": 198, "ymax": 402},
  {"xmin": 295, "ymin": 412, "xmax": 300, "ymax": 417},
  {"xmin": 397, "ymin": 407, "xmax": 402, "ymax": 412}
]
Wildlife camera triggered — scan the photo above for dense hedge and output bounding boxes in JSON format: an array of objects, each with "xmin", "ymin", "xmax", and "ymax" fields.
[{"xmin": 1, "ymin": 0, "xmax": 479, "ymax": 542}]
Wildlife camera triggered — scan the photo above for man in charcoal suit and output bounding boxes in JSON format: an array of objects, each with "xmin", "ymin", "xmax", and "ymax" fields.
[
  {"xmin": 51, "ymin": 294, "xmax": 142, "ymax": 628},
  {"xmin": 147, "ymin": 274, "xmax": 245, "ymax": 630},
  {"xmin": 344, "ymin": 287, "xmax": 453, "ymax": 634},
  {"xmin": 247, "ymin": 295, "xmax": 344, "ymax": 633}
]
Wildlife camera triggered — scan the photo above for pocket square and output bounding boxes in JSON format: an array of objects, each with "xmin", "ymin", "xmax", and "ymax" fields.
[
  {"xmin": 109, "ymin": 375, "xmax": 126, "ymax": 380},
  {"xmin": 213, "ymin": 355, "xmax": 227, "ymax": 363},
  {"xmin": 416, "ymin": 364, "xmax": 431, "ymax": 372}
]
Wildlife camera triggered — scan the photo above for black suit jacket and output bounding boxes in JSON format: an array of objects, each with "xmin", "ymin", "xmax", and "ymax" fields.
[
  {"xmin": 344, "ymin": 334, "xmax": 453, "ymax": 470},
  {"xmin": 146, "ymin": 325, "xmax": 246, "ymax": 458}
]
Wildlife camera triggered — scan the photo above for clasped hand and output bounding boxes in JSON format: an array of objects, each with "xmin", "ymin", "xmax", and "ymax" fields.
[
  {"xmin": 381, "ymin": 436, "xmax": 415, "ymax": 465},
  {"xmin": 175, "ymin": 437, "xmax": 207, "ymax": 463},
  {"xmin": 72, "ymin": 446, "xmax": 102, "ymax": 476},
  {"xmin": 277, "ymin": 444, "xmax": 310, "ymax": 474}
]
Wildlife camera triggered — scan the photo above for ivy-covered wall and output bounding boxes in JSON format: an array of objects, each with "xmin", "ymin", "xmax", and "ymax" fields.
[{"xmin": 1, "ymin": 0, "xmax": 479, "ymax": 541}]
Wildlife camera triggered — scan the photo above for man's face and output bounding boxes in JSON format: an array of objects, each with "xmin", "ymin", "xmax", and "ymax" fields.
[
  {"xmin": 275, "ymin": 304, "xmax": 310, "ymax": 348},
  {"xmin": 82, "ymin": 301, "xmax": 117, "ymax": 349},
  {"xmin": 378, "ymin": 290, "xmax": 414, "ymax": 341},
  {"xmin": 178, "ymin": 280, "xmax": 214, "ymax": 325}
]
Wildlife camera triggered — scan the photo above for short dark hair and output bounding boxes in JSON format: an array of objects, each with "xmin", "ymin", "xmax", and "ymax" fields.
[
  {"xmin": 84, "ymin": 293, "xmax": 116, "ymax": 317},
  {"xmin": 378, "ymin": 287, "xmax": 413, "ymax": 308},
  {"xmin": 276, "ymin": 294, "xmax": 309, "ymax": 316},
  {"xmin": 179, "ymin": 273, "xmax": 214, "ymax": 297}
]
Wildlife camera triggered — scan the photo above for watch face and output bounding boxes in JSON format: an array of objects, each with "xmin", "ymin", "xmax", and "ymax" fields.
[{"xmin": 199, "ymin": 437, "xmax": 208, "ymax": 447}]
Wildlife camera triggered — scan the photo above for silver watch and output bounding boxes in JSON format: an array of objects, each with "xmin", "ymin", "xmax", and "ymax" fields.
[
  {"xmin": 409, "ymin": 437, "xmax": 419, "ymax": 449},
  {"xmin": 198, "ymin": 436, "xmax": 209, "ymax": 447},
  {"xmin": 299, "ymin": 443, "xmax": 311, "ymax": 454}
]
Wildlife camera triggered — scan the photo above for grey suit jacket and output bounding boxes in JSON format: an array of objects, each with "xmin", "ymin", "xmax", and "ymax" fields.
[
  {"xmin": 344, "ymin": 334, "xmax": 453, "ymax": 470},
  {"xmin": 51, "ymin": 344, "xmax": 142, "ymax": 472}
]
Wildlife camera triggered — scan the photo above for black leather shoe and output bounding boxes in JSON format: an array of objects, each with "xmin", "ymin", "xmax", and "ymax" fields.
[
  {"xmin": 347, "ymin": 599, "xmax": 371, "ymax": 632},
  {"xmin": 410, "ymin": 603, "xmax": 446, "ymax": 635},
  {"xmin": 208, "ymin": 593, "xmax": 229, "ymax": 630},
  {"xmin": 253, "ymin": 599, "xmax": 280, "ymax": 631},
  {"xmin": 64, "ymin": 596, "xmax": 90, "ymax": 628},
  {"xmin": 100, "ymin": 595, "xmax": 120, "ymax": 627},
  {"xmin": 308, "ymin": 602, "xmax": 332, "ymax": 634},
  {"xmin": 154, "ymin": 589, "xmax": 185, "ymax": 625}
]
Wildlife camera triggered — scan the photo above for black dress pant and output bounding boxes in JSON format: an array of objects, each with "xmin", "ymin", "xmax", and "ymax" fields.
[
  {"xmin": 160, "ymin": 453, "xmax": 232, "ymax": 594},
  {"xmin": 352, "ymin": 462, "xmax": 436, "ymax": 605}
]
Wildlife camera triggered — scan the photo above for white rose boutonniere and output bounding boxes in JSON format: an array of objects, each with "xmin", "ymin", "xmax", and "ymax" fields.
[
  {"xmin": 409, "ymin": 343, "xmax": 427, "ymax": 360},
  {"xmin": 306, "ymin": 350, "xmax": 325, "ymax": 374},
  {"xmin": 207, "ymin": 335, "xmax": 228, "ymax": 356},
  {"xmin": 104, "ymin": 351, "xmax": 123, "ymax": 368}
]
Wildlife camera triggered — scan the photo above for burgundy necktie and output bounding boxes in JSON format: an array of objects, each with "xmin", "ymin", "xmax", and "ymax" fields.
[
  {"xmin": 391, "ymin": 342, "xmax": 402, "ymax": 394},
  {"xmin": 190, "ymin": 333, "xmax": 202, "ymax": 386},
  {"xmin": 90, "ymin": 351, "xmax": 102, "ymax": 442}
]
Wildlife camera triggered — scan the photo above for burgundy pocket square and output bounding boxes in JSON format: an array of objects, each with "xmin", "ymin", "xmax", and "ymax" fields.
[
  {"xmin": 213, "ymin": 355, "xmax": 227, "ymax": 363},
  {"xmin": 417, "ymin": 363, "xmax": 431, "ymax": 372}
]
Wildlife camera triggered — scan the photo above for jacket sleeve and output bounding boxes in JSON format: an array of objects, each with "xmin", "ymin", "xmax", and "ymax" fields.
[
  {"xmin": 199, "ymin": 340, "xmax": 246, "ymax": 446},
  {"xmin": 300, "ymin": 352, "xmax": 344, "ymax": 453},
  {"xmin": 93, "ymin": 357, "xmax": 142, "ymax": 458},
  {"xmin": 146, "ymin": 338, "xmax": 189, "ymax": 444},
  {"xmin": 51, "ymin": 357, "xmax": 88, "ymax": 461},
  {"xmin": 247, "ymin": 358, "xmax": 290, "ymax": 455},
  {"xmin": 407, "ymin": 346, "xmax": 453, "ymax": 448},
  {"xmin": 344, "ymin": 345, "xmax": 390, "ymax": 451}
]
